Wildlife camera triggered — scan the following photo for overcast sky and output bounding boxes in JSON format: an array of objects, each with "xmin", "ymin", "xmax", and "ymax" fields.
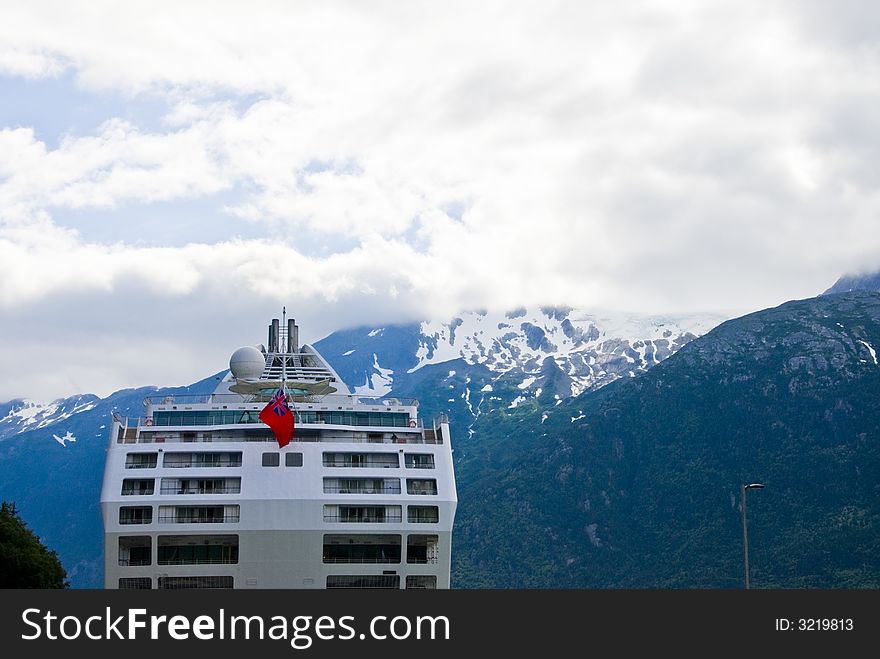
[{"xmin": 1, "ymin": 1, "xmax": 879, "ymax": 400}]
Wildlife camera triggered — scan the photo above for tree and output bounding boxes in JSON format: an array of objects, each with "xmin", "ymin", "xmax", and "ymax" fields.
[{"xmin": 0, "ymin": 501, "xmax": 68, "ymax": 588}]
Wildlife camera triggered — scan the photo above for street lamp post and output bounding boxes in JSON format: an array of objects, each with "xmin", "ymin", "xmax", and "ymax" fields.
[{"xmin": 741, "ymin": 483, "xmax": 765, "ymax": 589}]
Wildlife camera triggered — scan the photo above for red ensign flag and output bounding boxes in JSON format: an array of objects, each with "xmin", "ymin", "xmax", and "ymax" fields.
[{"xmin": 259, "ymin": 388, "xmax": 295, "ymax": 448}]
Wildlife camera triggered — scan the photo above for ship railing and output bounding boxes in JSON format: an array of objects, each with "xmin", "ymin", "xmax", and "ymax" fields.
[
  {"xmin": 123, "ymin": 462, "xmax": 156, "ymax": 469},
  {"xmin": 321, "ymin": 557, "xmax": 401, "ymax": 564},
  {"xmin": 406, "ymin": 557, "xmax": 440, "ymax": 565},
  {"xmin": 322, "ymin": 460, "xmax": 400, "ymax": 468},
  {"xmin": 158, "ymin": 486, "xmax": 242, "ymax": 495},
  {"xmin": 323, "ymin": 514, "xmax": 403, "ymax": 524},
  {"xmin": 323, "ymin": 486, "xmax": 402, "ymax": 495},
  {"xmin": 117, "ymin": 559, "xmax": 151, "ymax": 567},
  {"xmin": 156, "ymin": 558, "xmax": 239, "ymax": 566},
  {"xmin": 157, "ymin": 515, "xmax": 241, "ymax": 524},
  {"xmin": 144, "ymin": 393, "xmax": 421, "ymax": 407},
  {"xmin": 142, "ymin": 415, "xmax": 425, "ymax": 430},
  {"xmin": 130, "ymin": 432, "xmax": 436, "ymax": 445},
  {"xmin": 163, "ymin": 461, "xmax": 243, "ymax": 468},
  {"xmin": 353, "ymin": 396, "xmax": 419, "ymax": 407},
  {"xmin": 115, "ymin": 414, "xmax": 142, "ymax": 444}
]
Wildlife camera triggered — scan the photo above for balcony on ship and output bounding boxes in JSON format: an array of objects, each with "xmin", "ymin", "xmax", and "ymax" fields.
[
  {"xmin": 322, "ymin": 452, "xmax": 399, "ymax": 468},
  {"xmin": 118, "ymin": 536, "xmax": 151, "ymax": 566},
  {"xmin": 323, "ymin": 505, "xmax": 403, "ymax": 523},
  {"xmin": 323, "ymin": 477, "xmax": 401, "ymax": 495},
  {"xmin": 158, "ymin": 505, "xmax": 240, "ymax": 524},
  {"xmin": 157, "ymin": 535, "xmax": 239, "ymax": 565},
  {"xmin": 159, "ymin": 477, "xmax": 241, "ymax": 495},
  {"xmin": 406, "ymin": 535, "xmax": 440, "ymax": 564},
  {"xmin": 323, "ymin": 534, "xmax": 402, "ymax": 564}
]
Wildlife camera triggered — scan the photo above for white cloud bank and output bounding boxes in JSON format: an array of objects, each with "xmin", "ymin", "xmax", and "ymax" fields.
[{"xmin": 1, "ymin": 0, "xmax": 880, "ymax": 398}]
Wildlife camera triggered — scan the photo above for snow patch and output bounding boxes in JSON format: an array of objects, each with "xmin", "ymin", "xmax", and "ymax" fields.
[
  {"xmin": 858, "ymin": 340, "xmax": 878, "ymax": 365},
  {"xmin": 352, "ymin": 353, "xmax": 394, "ymax": 396}
]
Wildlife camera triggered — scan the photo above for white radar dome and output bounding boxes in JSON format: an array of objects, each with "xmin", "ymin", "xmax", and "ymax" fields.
[{"xmin": 230, "ymin": 346, "xmax": 265, "ymax": 379}]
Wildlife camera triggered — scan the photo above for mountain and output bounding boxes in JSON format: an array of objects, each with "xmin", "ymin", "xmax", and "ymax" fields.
[
  {"xmin": 0, "ymin": 375, "xmax": 222, "ymax": 587},
  {"xmin": 5, "ymin": 294, "xmax": 877, "ymax": 589},
  {"xmin": 315, "ymin": 306, "xmax": 724, "ymax": 437},
  {"xmin": 0, "ymin": 395, "xmax": 100, "ymax": 441},
  {"xmin": 450, "ymin": 291, "xmax": 880, "ymax": 587},
  {"xmin": 824, "ymin": 269, "xmax": 880, "ymax": 295},
  {"xmin": 0, "ymin": 306, "xmax": 720, "ymax": 588}
]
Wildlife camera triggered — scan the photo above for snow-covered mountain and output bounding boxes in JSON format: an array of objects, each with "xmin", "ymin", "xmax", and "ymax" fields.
[
  {"xmin": 315, "ymin": 306, "xmax": 726, "ymax": 404},
  {"xmin": 0, "ymin": 394, "xmax": 100, "ymax": 441}
]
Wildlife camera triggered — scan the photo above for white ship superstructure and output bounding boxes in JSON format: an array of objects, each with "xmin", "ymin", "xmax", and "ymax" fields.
[{"xmin": 101, "ymin": 314, "xmax": 456, "ymax": 589}]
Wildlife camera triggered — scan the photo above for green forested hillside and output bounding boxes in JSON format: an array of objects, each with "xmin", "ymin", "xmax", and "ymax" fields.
[{"xmin": 450, "ymin": 292, "xmax": 880, "ymax": 587}]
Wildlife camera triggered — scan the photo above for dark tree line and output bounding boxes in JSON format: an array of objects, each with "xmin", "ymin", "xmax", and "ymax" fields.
[{"xmin": 0, "ymin": 501, "xmax": 67, "ymax": 588}]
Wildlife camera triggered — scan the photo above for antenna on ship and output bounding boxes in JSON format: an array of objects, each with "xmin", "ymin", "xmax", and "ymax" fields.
[{"xmin": 281, "ymin": 306, "xmax": 288, "ymax": 394}]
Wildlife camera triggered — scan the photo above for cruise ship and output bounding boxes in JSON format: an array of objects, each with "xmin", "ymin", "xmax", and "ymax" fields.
[{"xmin": 100, "ymin": 314, "xmax": 456, "ymax": 589}]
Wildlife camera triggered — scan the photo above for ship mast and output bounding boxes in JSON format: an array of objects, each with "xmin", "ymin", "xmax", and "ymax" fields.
[{"xmin": 281, "ymin": 305, "xmax": 287, "ymax": 395}]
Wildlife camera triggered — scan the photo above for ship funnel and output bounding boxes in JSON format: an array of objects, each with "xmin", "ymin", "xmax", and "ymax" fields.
[
  {"xmin": 270, "ymin": 318, "xmax": 280, "ymax": 353},
  {"xmin": 288, "ymin": 318, "xmax": 297, "ymax": 353}
]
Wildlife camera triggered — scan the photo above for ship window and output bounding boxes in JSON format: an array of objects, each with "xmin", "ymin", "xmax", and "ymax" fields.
[
  {"xmin": 119, "ymin": 506, "xmax": 153, "ymax": 525},
  {"xmin": 407, "ymin": 505, "xmax": 439, "ymax": 523},
  {"xmin": 323, "ymin": 478, "xmax": 401, "ymax": 494},
  {"xmin": 159, "ymin": 477, "xmax": 241, "ymax": 494},
  {"xmin": 324, "ymin": 505, "xmax": 402, "ymax": 523},
  {"xmin": 125, "ymin": 453, "xmax": 157, "ymax": 469},
  {"xmin": 406, "ymin": 479, "xmax": 438, "ymax": 495},
  {"xmin": 323, "ymin": 534, "xmax": 402, "ymax": 564},
  {"xmin": 262, "ymin": 452, "xmax": 280, "ymax": 467},
  {"xmin": 285, "ymin": 452, "xmax": 303, "ymax": 467},
  {"xmin": 163, "ymin": 452, "xmax": 242, "ymax": 468},
  {"xmin": 407, "ymin": 534, "xmax": 439, "ymax": 564},
  {"xmin": 238, "ymin": 411, "xmax": 260, "ymax": 424},
  {"xmin": 121, "ymin": 479, "xmax": 154, "ymax": 496},
  {"xmin": 119, "ymin": 577, "xmax": 152, "ymax": 590},
  {"xmin": 158, "ymin": 505, "xmax": 239, "ymax": 524},
  {"xmin": 322, "ymin": 452, "xmax": 398, "ymax": 468},
  {"xmin": 405, "ymin": 453, "xmax": 435, "ymax": 469},
  {"xmin": 406, "ymin": 575, "xmax": 437, "ymax": 589},
  {"xmin": 158, "ymin": 535, "xmax": 239, "ymax": 565},
  {"xmin": 118, "ymin": 536, "xmax": 151, "ymax": 566}
]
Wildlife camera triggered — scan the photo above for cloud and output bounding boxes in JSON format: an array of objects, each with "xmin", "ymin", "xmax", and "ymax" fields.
[{"xmin": 1, "ymin": 1, "xmax": 880, "ymax": 397}]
